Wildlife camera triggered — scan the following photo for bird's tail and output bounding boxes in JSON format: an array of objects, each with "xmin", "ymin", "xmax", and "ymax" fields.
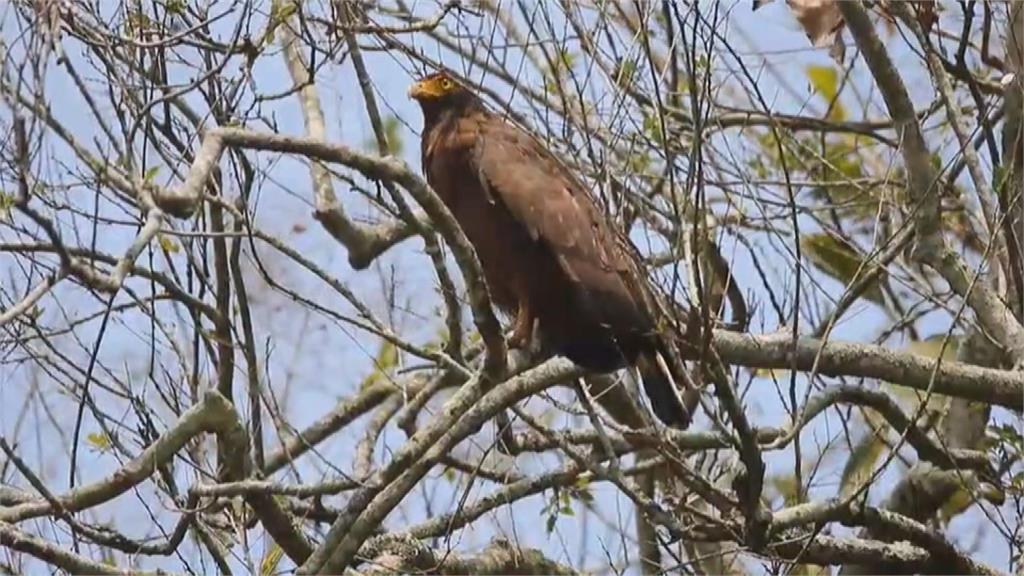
[{"xmin": 634, "ymin": 347, "xmax": 696, "ymax": 429}]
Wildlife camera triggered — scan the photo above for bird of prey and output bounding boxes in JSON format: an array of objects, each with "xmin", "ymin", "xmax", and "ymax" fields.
[{"xmin": 409, "ymin": 70, "xmax": 692, "ymax": 427}]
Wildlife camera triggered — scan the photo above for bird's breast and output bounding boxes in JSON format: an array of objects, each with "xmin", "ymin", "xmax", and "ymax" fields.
[{"xmin": 422, "ymin": 149, "xmax": 544, "ymax": 312}]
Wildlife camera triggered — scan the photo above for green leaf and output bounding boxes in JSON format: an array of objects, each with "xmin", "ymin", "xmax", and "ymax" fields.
[
  {"xmin": 363, "ymin": 115, "xmax": 405, "ymax": 156},
  {"xmin": 642, "ymin": 113, "xmax": 664, "ymax": 145},
  {"xmin": 262, "ymin": 0, "xmax": 298, "ymax": 46},
  {"xmin": 838, "ymin": 427, "xmax": 890, "ymax": 499},
  {"xmin": 86, "ymin": 431, "xmax": 113, "ymax": 453},
  {"xmin": 1010, "ymin": 472, "xmax": 1024, "ymax": 495},
  {"xmin": 768, "ymin": 474, "xmax": 803, "ymax": 507},
  {"xmin": 990, "ymin": 423, "xmax": 1024, "ymax": 453},
  {"xmin": 377, "ymin": 341, "xmax": 398, "ymax": 372},
  {"xmin": 615, "ymin": 59, "xmax": 638, "ymax": 88},
  {"xmin": 807, "ymin": 137, "xmax": 889, "ymax": 223},
  {"xmin": 143, "ymin": 165, "xmax": 161, "ymax": 183},
  {"xmin": 806, "ymin": 65, "xmax": 846, "ymax": 120},
  {"xmin": 382, "ymin": 115, "xmax": 404, "ymax": 156},
  {"xmin": 994, "ymin": 164, "xmax": 1013, "ymax": 191},
  {"xmin": 158, "ymin": 234, "xmax": 180, "ymax": 253},
  {"xmin": 937, "ymin": 477, "xmax": 1004, "ymax": 523},
  {"xmin": 800, "ymin": 233, "xmax": 886, "ymax": 307},
  {"xmin": 0, "ymin": 190, "xmax": 14, "ymax": 222},
  {"xmin": 271, "ymin": 0, "xmax": 297, "ymax": 21},
  {"xmin": 627, "ymin": 152, "xmax": 651, "ymax": 174},
  {"xmin": 572, "ymin": 488, "xmax": 594, "ymax": 504},
  {"xmin": 359, "ymin": 340, "xmax": 398, "ymax": 390},
  {"xmin": 163, "ymin": 0, "xmax": 187, "ymax": 15},
  {"xmin": 905, "ymin": 334, "xmax": 961, "ymax": 362},
  {"xmin": 807, "ymin": 65, "xmax": 839, "ymax": 101},
  {"xmin": 125, "ymin": 11, "xmax": 153, "ymax": 35},
  {"xmin": 887, "ymin": 335, "xmax": 961, "ymax": 411},
  {"xmin": 980, "ymin": 482, "xmax": 1006, "ymax": 505},
  {"xmin": 558, "ymin": 49, "xmax": 577, "ymax": 71},
  {"xmin": 754, "ymin": 366, "xmax": 791, "ymax": 380},
  {"xmin": 261, "ymin": 543, "xmax": 284, "ymax": 576},
  {"xmin": 937, "ymin": 486, "xmax": 974, "ymax": 524}
]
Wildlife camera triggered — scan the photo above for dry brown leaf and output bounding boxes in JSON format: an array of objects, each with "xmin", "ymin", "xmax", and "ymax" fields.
[
  {"xmin": 786, "ymin": 0, "xmax": 844, "ymax": 48},
  {"xmin": 911, "ymin": 1, "xmax": 938, "ymax": 35},
  {"xmin": 830, "ymin": 33, "xmax": 846, "ymax": 62},
  {"xmin": 878, "ymin": 1, "xmax": 939, "ymax": 35},
  {"xmin": 754, "ymin": 0, "xmax": 845, "ymax": 60}
]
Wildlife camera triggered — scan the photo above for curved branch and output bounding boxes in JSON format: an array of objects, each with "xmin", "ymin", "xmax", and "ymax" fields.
[
  {"xmin": 175, "ymin": 127, "xmax": 506, "ymax": 375},
  {"xmin": 771, "ymin": 498, "xmax": 1003, "ymax": 576},
  {"xmin": 0, "ymin": 521, "xmax": 150, "ymax": 576},
  {"xmin": 279, "ymin": 20, "xmax": 415, "ymax": 270},
  {"xmin": 768, "ymin": 385, "xmax": 990, "ymax": 470},
  {"xmin": 708, "ymin": 330, "xmax": 1023, "ymax": 408},
  {"xmin": 299, "ymin": 359, "xmax": 583, "ymax": 574}
]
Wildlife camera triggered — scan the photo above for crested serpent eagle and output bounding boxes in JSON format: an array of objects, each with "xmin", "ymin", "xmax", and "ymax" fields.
[{"xmin": 409, "ymin": 70, "xmax": 692, "ymax": 428}]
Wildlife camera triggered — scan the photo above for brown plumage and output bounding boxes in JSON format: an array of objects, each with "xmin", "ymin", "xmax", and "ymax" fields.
[{"xmin": 409, "ymin": 71, "xmax": 691, "ymax": 428}]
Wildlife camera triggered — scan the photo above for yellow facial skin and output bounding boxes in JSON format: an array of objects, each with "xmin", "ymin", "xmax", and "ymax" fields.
[{"xmin": 408, "ymin": 74, "xmax": 458, "ymax": 101}]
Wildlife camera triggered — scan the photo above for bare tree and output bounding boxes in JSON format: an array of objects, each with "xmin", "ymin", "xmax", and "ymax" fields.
[{"xmin": 0, "ymin": 1, "xmax": 1020, "ymax": 574}]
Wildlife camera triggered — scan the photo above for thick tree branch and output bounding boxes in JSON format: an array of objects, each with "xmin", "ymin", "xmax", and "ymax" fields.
[
  {"xmin": 0, "ymin": 391, "xmax": 241, "ymax": 523},
  {"xmin": 767, "ymin": 385, "xmax": 990, "ymax": 470},
  {"xmin": 298, "ymin": 359, "xmax": 583, "ymax": 574},
  {"xmin": 773, "ymin": 499, "xmax": 1003, "ymax": 575},
  {"xmin": 0, "ymin": 390, "xmax": 312, "ymax": 565},
  {"xmin": 357, "ymin": 536, "xmax": 576, "ymax": 575},
  {"xmin": 708, "ymin": 329, "xmax": 1023, "ymax": 408},
  {"xmin": 0, "ymin": 270, "xmax": 65, "ymax": 327}
]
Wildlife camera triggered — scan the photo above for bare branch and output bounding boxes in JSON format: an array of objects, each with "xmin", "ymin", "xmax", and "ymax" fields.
[
  {"xmin": 174, "ymin": 126, "xmax": 506, "ymax": 374},
  {"xmin": 839, "ymin": 0, "xmax": 1024, "ymax": 364},
  {"xmin": 0, "ymin": 521, "xmax": 157, "ymax": 576},
  {"xmin": 279, "ymin": 19, "xmax": 414, "ymax": 270},
  {"xmin": 708, "ymin": 329, "xmax": 1023, "ymax": 408}
]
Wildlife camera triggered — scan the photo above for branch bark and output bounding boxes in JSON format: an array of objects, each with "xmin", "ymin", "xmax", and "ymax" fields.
[
  {"xmin": 279, "ymin": 19, "xmax": 415, "ymax": 270},
  {"xmin": 298, "ymin": 359, "xmax": 583, "ymax": 574},
  {"xmin": 707, "ymin": 329, "xmax": 1022, "ymax": 408}
]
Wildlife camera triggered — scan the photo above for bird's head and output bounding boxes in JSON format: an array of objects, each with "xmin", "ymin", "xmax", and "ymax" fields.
[{"xmin": 408, "ymin": 71, "xmax": 476, "ymax": 115}]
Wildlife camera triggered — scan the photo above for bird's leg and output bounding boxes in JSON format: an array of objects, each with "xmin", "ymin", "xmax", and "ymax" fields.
[
  {"xmin": 508, "ymin": 298, "xmax": 534, "ymax": 349},
  {"xmin": 498, "ymin": 298, "xmax": 533, "ymax": 457}
]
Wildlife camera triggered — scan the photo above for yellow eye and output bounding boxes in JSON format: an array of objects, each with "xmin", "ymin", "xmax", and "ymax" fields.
[{"xmin": 440, "ymin": 77, "xmax": 453, "ymax": 90}]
